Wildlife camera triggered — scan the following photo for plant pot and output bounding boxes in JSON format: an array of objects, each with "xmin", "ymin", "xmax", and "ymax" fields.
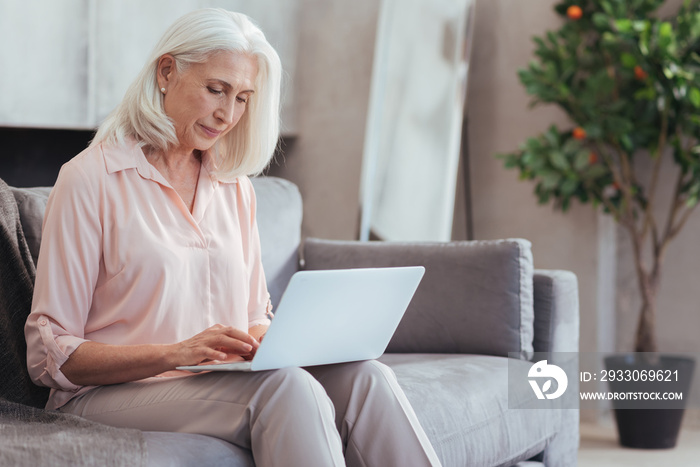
[{"xmin": 604, "ymin": 354, "xmax": 695, "ymax": 449}]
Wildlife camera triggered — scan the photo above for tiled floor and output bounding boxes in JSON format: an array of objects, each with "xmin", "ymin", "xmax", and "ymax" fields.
[{"xmin": 578, "ymin": 420, "xmax": 700, "ymax": 466}]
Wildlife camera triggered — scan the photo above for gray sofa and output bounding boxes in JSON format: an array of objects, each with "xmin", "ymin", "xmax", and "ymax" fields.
[{"xmin": 3, "ymin": 176, "xmax": 579, "ymax": 466}]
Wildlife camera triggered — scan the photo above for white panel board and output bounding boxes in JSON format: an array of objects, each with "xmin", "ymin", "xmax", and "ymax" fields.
[
  {"xmin": 0, "ymin": 0, "xmax": 298, "ymax": 132},
  {"xmin": 0, "ymin": 0, "xmax": 90, "ymax": 127},
  {"xmin": 360, "ymin": 0, "xmax": 474, "ymax": 241},
  {"xmin": 93, "ymin": 0, "xmax": 201, "ymax": 124}
]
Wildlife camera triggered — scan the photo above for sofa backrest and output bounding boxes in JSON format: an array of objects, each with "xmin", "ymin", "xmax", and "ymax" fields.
[
  {"xmin": 249, "ymin": 177, "xmax": 303, "ymax": 306},
  {"xmin": 303, "ymin": 238, "xmax": 536, "ymax": 357},
  {"xmin": 10, "ymin": 176, "xmax": 303, "ymax": 309}
]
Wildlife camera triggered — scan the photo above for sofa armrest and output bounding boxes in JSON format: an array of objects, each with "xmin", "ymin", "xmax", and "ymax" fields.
[
  {"xmin": 531, "ymin": 271, "xmax": 581, "ymax": 466},
  {"xmin": 302, "ymin": 238, "xmax": 535, "ymax": 357},
  {"xmin": 532, "ymin": 270, "xmax": 579, "ymax": 353}
]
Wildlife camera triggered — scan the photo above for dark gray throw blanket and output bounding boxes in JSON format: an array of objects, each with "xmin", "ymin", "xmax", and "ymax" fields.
[
  {"xmin": 0, "ymin": 177, "xmax": 46, "ymax": 407},
  {"xmin": 0, "ymin": 178, "xmax": 147, "ymax": 466},
  {"xmin": 0, "ymin": 398, "xmax": 147, "ymax": 467}
]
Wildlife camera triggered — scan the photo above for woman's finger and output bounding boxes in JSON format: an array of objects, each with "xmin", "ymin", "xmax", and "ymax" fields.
[{"xmin": 220, "ymin": 326, "xmax": 259, "ymax": 347}]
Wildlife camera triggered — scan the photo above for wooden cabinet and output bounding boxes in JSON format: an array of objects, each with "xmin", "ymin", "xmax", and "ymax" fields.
[{"xmin": 0, "ymin": 0, "xmax": 299, "ymax": 134}]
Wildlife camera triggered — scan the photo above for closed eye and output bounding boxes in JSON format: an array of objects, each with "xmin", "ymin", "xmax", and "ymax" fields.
[
  {"xmin": 236, "ymin": 96, "xmax": 248, "ymax": 104},
  {"xmin": 207, "ymin": 87, "xmax": 224, "ymax": 95}
]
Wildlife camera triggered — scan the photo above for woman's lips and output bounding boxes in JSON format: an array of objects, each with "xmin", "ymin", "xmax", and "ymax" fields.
[{"xmin": 199, "ymin": 124, "xmax": 222, "ymax": 138}]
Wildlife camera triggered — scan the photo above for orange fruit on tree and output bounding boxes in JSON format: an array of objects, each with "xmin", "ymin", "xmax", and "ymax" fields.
[
  {"xmin": 567, "ymin": 5, "xmax": 583, "ymax": 20},
  {"xmin": 572, "ymin": 127, "xmax": 587, "ymax": 140},
  {"xmin": 634, "ymin": 65, "xmax": 648, "ymax": 81},
  {"xmin": 589, "ymin": 152, "xmax": 598, "ymax": 164}
]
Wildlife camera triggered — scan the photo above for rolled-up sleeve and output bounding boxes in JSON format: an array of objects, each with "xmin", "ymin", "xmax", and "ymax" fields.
[
  {"xmin": 243, "ymin": 178, "xmax": 273, "ymax": 329},
  {"xmin": 25, "ymin": 161, "xmax": 101, "ymax": 392}
]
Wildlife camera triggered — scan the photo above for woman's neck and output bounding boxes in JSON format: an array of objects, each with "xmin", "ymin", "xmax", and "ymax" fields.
[{"xmin": 145, "ymin": 146, "xmax": 201, "ymax": 172}]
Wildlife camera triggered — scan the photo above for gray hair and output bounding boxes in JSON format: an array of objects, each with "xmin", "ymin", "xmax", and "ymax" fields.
[{"xmin": 93, "ymin": 8, "xmax": 281, "ymax": 180}]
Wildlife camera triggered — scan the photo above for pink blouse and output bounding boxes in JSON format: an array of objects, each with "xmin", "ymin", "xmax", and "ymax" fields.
[{"xmin": 25, "ymin": 139, "xmax": 272, "ymax": 410}]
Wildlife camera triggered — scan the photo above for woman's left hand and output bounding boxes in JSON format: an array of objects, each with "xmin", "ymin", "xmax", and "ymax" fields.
[
  {"xmin": 203, "ymin": 325, "xmax": 268, "ymax": 363},
  {"xmin": 245, "ymin": 324, "xmax": 269, "ymax": 359},
  {"xmin": 248, "ymin": 324, "xmax": 268, "ymax": 341}
]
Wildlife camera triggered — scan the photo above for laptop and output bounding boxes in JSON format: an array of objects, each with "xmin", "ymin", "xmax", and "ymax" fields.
[{"xmin": 177, "ymin": 266, "xmax": 425, "ymax": 372}]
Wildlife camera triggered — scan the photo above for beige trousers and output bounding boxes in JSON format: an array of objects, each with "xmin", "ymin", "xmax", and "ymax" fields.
[{"xmin": 60, "ymin": 360, "xmax": 442, "ymax": 467}]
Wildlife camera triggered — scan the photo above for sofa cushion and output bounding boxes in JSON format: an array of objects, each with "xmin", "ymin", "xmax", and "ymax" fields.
[
  {"xmin": 379, "ymin": 353, "xmax": 560, "ymax": 467},
  {"xmin": 143, "ymin": 432, "xmax": 253, "ymax": 467},
  {"xmin": 303, "ymin": 239, "xmax": 535, "ymax": 357},
  {"xmin": 10, "ymin": 178, "xmax": 302, "ymax": 310}
]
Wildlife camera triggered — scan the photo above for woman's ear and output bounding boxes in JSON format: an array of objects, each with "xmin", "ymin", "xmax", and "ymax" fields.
[{"xmin": 156, "ymin": 54, "xmax": 176, "ymax": 91}]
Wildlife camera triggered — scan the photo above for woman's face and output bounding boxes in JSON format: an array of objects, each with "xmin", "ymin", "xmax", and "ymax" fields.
[{"xmin": 158, "ymin": 51, "xmax": 258, "ymax": 156}]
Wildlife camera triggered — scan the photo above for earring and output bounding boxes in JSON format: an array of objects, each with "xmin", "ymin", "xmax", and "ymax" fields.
[{"xmin": 161, "ymin": 87, "xmax": 166, "ymax": 94}]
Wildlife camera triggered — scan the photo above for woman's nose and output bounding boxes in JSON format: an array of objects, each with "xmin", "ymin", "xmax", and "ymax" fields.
[{"xmin": 215, "ymin": 99, "xmax": 236, "ymax": 125}]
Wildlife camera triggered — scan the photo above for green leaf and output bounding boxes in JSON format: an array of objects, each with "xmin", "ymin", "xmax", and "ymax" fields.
[
  {"xmin": 562, "ymin": 138, "xmax": 581, "ymax": 155},
  {"xmin": 574, "ymin": 150, "xmax": 592, "ymax": 171},
  {"xmin": 690, "ymin": 88, "xmax": 700, "ymax": 108},
  {"xmin": 549, "ymin": 150, "xmax": 570, "ymax": 171},
  {"xmin": 558, "ymin": 83, "xmax": 571, "ymax": 98},
  {"xmin": 540, "ymin": 170, "xmax": 562, "ymax": 190},
  {"xmin": 689, "ymin": 12, "xmax": 700, "ymax": 39},
  {"xmin": 600, "ymin": 1, "xmax": 614, "ymax": 16},
  {"xmin": 606, "ymin": 116, "xmax": 634, "ymax": 135},
  {"xmin": 639, "ymin": 27, "xmax": 650, "ymax": 55},
  {"xmin": 582, "ymin": 165, "xmax": 610, "ymax": 180},
  {"xmin": 545, "ymin": 62, "xmax": 557, "ymax": 81},
  {"xmin": 621, "ymin": 134, "xmax": 634, "ymax": 152},
  {"xmin": 615, "ymin": 19, "xmax": 633, "ymax": 33},
  {"xmin": 621, "ymin": 53, "xmax": 637, "ymax": 68},
  {"xmin": 659, "ymin": 22, "xmax": 673, "ymax": 47},
  {"xmin": 634, "ymin": 87, "xmax": 657, "ymax": 100},
  {"xmin": 560, "ymin": 178, "xmax": 579, "ymax": 196},
  {"xmin": 593, "ymin": 13, "xmax": 610, "ymax": 30},
  {"xmin": 502, "ymin": 154, "xmax": 520, "ymax": 168},
  {"xmin": 602, "ymin": 32, "xmax": 618, "ymax": 47},
  {"xmin": 605, "ymin": 100, "xmax": 629, "ymax": 113},
  {"xmin": 633, "ymin": 20, "xmax": 649, "ymax": 33},
  {"xmin": 525, "ymin": 137, "xmax": 543, "ymax": 152},
  {"xmin": 544, "ymin": 126, "xmax": 560, "ymax": 147},
  {"xmin": 561, "ymin": 198, "xmax": 571, "ymax": 212},
  {"xmin": 584, "ymin": 123, "xmax": 604, "ymax": 139}
]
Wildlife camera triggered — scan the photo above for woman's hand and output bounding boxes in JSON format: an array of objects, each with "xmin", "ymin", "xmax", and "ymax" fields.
[
  {"xmin": 60, "ymin": 324, "xmax": 259, "ymax": 386},
  {"xmin": 248, "ymin": 324, "xmax": 269, "ymax": 343},
  {"xmin": 173, "ymin": 324, "xmax": 260, "ymax": 366}
]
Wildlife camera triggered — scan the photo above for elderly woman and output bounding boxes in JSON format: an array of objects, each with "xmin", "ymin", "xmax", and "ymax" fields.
[{"xmin": 24, "ymin": 9, "xmax": 440, "ymax": 467}]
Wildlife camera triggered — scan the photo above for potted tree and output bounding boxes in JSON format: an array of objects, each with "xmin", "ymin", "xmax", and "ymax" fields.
[{"xmin": 498, "ymin": 0, "xmax": 700, "ymax": 448}]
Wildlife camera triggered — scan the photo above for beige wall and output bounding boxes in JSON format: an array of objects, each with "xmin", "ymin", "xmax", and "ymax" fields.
[
  {"xmin": 463, "ymin": 0, "xmax": 600, "ymax": 356},
  {"xmin": 267, "ymin": 0, "xmax": 379, "ymax": 240}
]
